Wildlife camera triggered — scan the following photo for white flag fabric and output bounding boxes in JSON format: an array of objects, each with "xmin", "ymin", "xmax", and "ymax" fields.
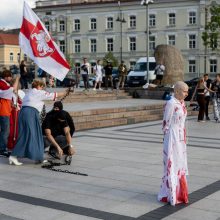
[{"xmin": 19, "ymin": 1, "xmax": 70, "ymax": 81}]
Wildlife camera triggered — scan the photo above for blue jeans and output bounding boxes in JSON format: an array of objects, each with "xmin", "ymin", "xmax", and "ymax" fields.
[{"xmin": 0, "ymin": 116, "xmax": 10, "ymax": 152}]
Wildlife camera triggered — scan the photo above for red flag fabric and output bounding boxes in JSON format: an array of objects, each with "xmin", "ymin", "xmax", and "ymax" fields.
[{"xmin": 19, "ymin": 2, "xmax": 70, "ymax": 81}]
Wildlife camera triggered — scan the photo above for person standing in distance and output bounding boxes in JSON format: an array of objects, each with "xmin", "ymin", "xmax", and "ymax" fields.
[
  {"xmin": 118, "ymin": 61, "xmax": 128, "ymax": 89},
  {"xmin": 93, "ymin": 60, "xmax": 103, "ymax": 91},
  {"xmin": 81, "ymin": 58, "xmax": 90, "ymax": 91},
  {"xmin": 104, "ymin": 61, "xmax": 113, "ymax": 90},
  {"xmin": 203, "ymin": 74, "xmax": 212, "ymax": 120},
  {"xmin": 155, "ymin": 63, "xmax": 165, "ymax": 85},
  {"xmin": 20, "ymin": 60, "xmax": 28, "ymax": 89},
  {"xmin": 211, "ymin": 74, "xmax": 220, "ymax": 122}
]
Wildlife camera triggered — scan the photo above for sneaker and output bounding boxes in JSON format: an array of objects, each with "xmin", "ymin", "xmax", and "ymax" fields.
[
  {"xmin": 93, "ymin": 88, "xmax": 96, "ymax": 91},
  {"xmin": 35, "ymin": 160, "xmax": 48, "ymax": 164},
  {"xmin": 98, "ymin": 88, "xmax": 103, "ymax": 91},
  {"xmin": 198, "ymin": 120, "xmax": 205, "ymax": 123},
  {"xmin": 206, "ymin": 117, "xmax": 210, "ymax": 121},
  {"xmin": 143, "ymin": 83, "xmax": 149, "ymax": 89}
]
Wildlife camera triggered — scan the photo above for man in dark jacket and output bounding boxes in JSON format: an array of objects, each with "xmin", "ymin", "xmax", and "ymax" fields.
[{"xmin": 42, "ymin": 101, "xmax": 76, "ymax": 159}]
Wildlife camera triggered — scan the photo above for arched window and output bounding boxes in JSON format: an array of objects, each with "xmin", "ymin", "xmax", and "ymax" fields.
[{"xmin": 10, "ymin": 52, "xmax": 14, "ymax": 61}]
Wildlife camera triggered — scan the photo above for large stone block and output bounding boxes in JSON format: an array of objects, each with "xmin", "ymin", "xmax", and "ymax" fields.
[{"xmin": 154, "ymin": 44, "xmax": 184, "ymax": 85}]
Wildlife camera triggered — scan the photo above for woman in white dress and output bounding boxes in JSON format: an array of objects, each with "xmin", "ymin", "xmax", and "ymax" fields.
[{"xmin": 158, "ymin": 81, "xmax": 189, "ymax": 206}]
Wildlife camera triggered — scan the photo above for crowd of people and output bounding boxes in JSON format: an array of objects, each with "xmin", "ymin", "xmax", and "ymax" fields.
[
  {"xmin": 0, "ymin": 69, "xmax": 76, "ymax": 165},
  {"xmin": 191, "ymin": 73, "xmax": 220, "ymax": 123},
  {"xmin": 74, "ymin": 57, "xmax": 128, "ymax": 91}
]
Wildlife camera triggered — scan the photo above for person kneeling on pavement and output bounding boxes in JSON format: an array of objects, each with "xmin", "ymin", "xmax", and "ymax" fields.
[{"xmin": 42, "ymin": 101, "xmax": 76, "ymax": 161}]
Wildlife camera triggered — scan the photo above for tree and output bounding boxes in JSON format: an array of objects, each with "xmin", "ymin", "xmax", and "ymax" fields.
[
  {"xmin": 66, "ymin": 54, "xmax": 74, "ymax": 69},
  {"xmin": 102, "ymin": 52, "xmax": 118, "ymax": 67},
  {"xmin": 202, "ymin": 5, "xmax": 220, "ymax": 51}
]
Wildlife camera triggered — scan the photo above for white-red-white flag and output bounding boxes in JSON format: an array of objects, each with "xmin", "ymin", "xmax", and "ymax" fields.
[{"xmin": 19, "ymin": 1, "xmax": 70, "ymax": 81}]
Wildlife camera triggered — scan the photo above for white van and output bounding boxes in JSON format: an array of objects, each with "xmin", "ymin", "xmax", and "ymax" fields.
[{"xmin": 127, "ymin": 57, "xmax": 156, "ymax": 87}]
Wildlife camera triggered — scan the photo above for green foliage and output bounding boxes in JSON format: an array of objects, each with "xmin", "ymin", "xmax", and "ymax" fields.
[
  {"xmin": 202, "ymin": 5, "xmax": 220, "ymax": 50},
  {"xmin": 66, "ymin": 54, "xmax": 74, "ymax": 68},
  {"xmin": 102, "ymin": 52, "xmax": 119, "ymax": 67}
]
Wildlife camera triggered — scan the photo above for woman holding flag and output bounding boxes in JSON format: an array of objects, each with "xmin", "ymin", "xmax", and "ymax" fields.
[
  {"xmin": 9, "ymin": 80, "xmax": 68, "ymax": 165},
  {"xmin": 9, "ymin": 2, "xmax": 72, "ymax": 165}
]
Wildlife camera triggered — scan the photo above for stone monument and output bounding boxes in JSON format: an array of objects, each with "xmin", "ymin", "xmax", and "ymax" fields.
[{"xmin": 154, "ymin": 44, "xmax": 184, "ymax": 86}]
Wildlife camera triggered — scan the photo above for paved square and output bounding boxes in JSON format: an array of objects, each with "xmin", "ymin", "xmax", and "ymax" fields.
[{"xmin": 0, "ymin": 116, "xmax": 219, "ymax": 220}]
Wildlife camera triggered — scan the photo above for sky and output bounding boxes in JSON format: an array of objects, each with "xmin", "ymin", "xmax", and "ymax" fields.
[{"xmin": 0, "ymin": 0, "xmax": 37, "ymax": 29}]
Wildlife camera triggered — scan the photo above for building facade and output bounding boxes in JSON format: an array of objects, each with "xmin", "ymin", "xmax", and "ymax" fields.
[
  {"xmin": 35, "ymin": 0, "xmax": 220, "ymax": 79},
  {"xmin": 0, "ymin": 32, "xmax": 29, "ymax": 72}
]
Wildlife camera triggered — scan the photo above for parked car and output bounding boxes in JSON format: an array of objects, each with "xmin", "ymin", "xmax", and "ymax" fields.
[
  {"xmin": 79, "ymin": 76, "xmax": 96, "ymax": 88},
  {"xmin": 127, "ymin": 57, "xmax": 156, "ymax": 87},
  {"xmin": 185, "ymin": 77, "xmax": 199, "ymax": 88},
  {"xmin": 184, "ymin": 77, "xmax": 199, "ymax": 101},
  {"xmin": 56, "ymin": 77, "xmax": 75, "ymax": 87},
  {"xmin": 100, "ymin": 68, "xmax": 128, "ymax": 89}
]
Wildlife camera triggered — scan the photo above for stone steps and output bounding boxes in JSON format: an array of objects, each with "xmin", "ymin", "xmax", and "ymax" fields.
[
  {"xmin": 45, "ymin": 89, "xmax": 198, "ymax": 131},
  {"xmin": 46, "ymin": 90, "xmax": 132, "ymax": 103},
  {"xmin": 71, "ymin": 104, "xmax": 198, "ymax": 131}
]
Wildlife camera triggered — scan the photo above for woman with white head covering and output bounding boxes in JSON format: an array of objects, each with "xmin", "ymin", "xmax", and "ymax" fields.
[{"xmin": 158, "ymin": 81, "xmax": 189, "ymax": 206}]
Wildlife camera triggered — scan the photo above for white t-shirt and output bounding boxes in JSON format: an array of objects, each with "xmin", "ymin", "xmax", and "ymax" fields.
[
  {"xmin": 81, "ymin": 62, "xmax": 90, "ymax": 75},
  {"xmin": 94, "ymin": 64, "xmax": 103, "ymax": 77},
  {"xmin": 22, "ymin": 88, "xmax": 57, "ymax": 112},
  {"xmin": 155, "ymin": 64, "xmax": 165, "ymax": 75},
  {"xmin": 204, "ymin": 81, "xmax": 210, "ymax": 97}
]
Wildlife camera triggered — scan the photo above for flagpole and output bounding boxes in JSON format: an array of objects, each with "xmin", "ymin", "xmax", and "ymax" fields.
[{"xmin": 13, "ymin": 48, "xmax": 22, "ymax": 141}]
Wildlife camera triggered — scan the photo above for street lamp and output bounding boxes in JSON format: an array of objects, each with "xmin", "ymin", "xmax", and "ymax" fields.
[
  {"xmin": 141, "ymin": 0, "xmax": 154, "ymax": 84},
  {"xmin": 116, "ymin": 1, "xmax": 126, "ymax": 63}
]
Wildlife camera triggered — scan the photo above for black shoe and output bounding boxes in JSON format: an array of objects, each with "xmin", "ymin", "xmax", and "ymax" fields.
[
  {"xmin": 48, "ymin": 150, "xmax": 60, "ymax": 159},
  {"xmin": 206, "ymin": 117, "xmax": 210, "ymax": 121},
  {"xmin": 0, "ymin": 150, "xmax": 10, "ymax": 157},
  {"xmin": 65, "ymin": 155, "xmax": 72, "ymax": 165}
]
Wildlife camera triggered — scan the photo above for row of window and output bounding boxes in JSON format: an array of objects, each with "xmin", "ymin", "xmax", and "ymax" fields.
[
  {"xmin": 9, "ymin": 53, "xmax": 27, "ymax": 62},
  {"xmin": 44, "ymin": 11, "xmax": 197, "ymax": 32},
  {"xmin": 188, "ymin": 59, "xmax": 217, "ymax": 74},
  {"xmin": 71, "ymin": 34, "xmax": 197, "ymax": 54}
]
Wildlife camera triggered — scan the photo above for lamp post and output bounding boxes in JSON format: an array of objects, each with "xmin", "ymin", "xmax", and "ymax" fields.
[
  {"xmin": 116, "ymin": 1, "xmax": 126, "ymax": 63},
  {"xmin": 141, "ymin": 0, "xmax": 154, "ymax": 84},
  {"xmin": 204, "ymin": 6, "xmax": 208, "ymax": 75}
]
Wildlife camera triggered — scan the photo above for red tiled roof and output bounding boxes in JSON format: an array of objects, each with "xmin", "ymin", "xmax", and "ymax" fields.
[{"xmin": 0, "ymin": 33, "xmax": 19, "ymax": 46}]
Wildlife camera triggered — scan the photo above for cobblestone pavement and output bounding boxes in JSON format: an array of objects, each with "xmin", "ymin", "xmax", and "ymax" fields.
[{"xmin": 0, "ymin": 116, "xmax": 219, "ymax": 220}]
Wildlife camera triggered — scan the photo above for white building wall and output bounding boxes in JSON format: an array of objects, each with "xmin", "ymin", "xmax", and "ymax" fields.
[{"xmin": 35, "ymin": 0, "xmax": 220, "ymax": 80}]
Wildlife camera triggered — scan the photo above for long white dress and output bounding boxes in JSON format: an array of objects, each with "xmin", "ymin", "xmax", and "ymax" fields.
[{"xmin": 158, "ymin": 97, "xmax": 189, "ymax": 206}]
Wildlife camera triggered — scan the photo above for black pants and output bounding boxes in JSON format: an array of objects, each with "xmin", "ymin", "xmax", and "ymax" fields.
[
  {"xmin": 43, "ymin": 135, "xmax": 71, "ymax": 156},
  {"xmin": 197, "ymin": 94, "xmax": 206, "ymax": 121},
  {"xmin": 82, "ymin": 74, "xmax": 89, "ymax": 89},
  {"xmin": 20, "ymin": 76, "xmax": 28, "ymax": 89},
  {"xmin": 105, "ymin": 75, "xmax": 113, "ymax": 89},
  {"xmin": 205, "ymin": 96, "xmax": 210, "ymax": 117}
]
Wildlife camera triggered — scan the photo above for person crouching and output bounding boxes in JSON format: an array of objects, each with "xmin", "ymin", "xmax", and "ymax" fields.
[{"xmin": 42, "ymin": 101, "xmax": 76, "ymax": 161}]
